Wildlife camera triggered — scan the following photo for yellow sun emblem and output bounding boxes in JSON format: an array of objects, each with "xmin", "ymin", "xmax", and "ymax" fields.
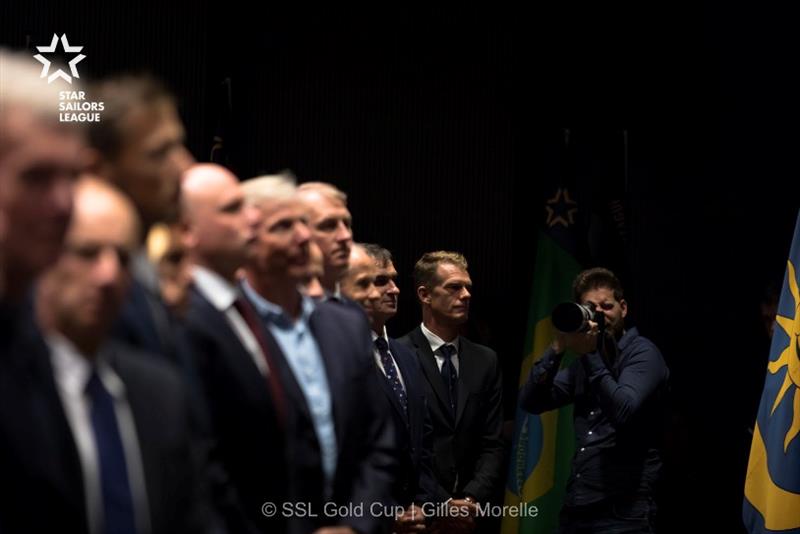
[{"xmin": 768, "ymin": 260, "xmax": 800, "ymax": 452}]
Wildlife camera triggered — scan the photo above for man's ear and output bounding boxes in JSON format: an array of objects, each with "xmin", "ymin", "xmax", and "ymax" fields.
[
  {"xmin": 417, "ymin": 285, "xmax": 431, "ymax": 305},
  {"xmin": 178, "ymin": 219, "xmax": 197, "ymax": 251},
  {"xmin": 620, "ymin": 299, "xmax": 628, "ymax": 319}
]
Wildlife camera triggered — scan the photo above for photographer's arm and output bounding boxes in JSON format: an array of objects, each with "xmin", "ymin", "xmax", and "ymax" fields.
[
  {"xmin": 519, "ymin": 345, "xmax": 576, "ymax": 414},
  {"xmin": 581, "ymin": 342, "xmax": 668, "ymax": 427}
]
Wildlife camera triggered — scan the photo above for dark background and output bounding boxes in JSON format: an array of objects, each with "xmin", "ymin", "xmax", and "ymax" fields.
[{"xmin": 3, "ymin": 1, "xmax": 799, "ymax": 531}]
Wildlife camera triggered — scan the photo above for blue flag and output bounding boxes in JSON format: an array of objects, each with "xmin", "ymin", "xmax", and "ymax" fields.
[{"xmin": 744, "ymin": 211, "xmax": 800, "ymax": 533}]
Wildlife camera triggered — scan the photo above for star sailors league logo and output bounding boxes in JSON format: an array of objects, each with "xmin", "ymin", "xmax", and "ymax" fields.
[{"xmin": 33, "ymin": 34, "xmax": 85, "ymax": 84}]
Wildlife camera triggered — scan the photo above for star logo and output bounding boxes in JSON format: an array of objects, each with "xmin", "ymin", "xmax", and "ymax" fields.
[
  {"xmin": 33, "ymin": 34, "xmax": 86, "ymax": 84},
  {"xmin": 545, "ymin": 188, "xmax": 578, "ymax": 228}
]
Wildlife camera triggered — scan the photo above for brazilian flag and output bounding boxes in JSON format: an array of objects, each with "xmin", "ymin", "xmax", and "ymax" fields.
[
  {"xmin": 502, "ymin": 131, "xmax": 586, "ymax": 534},
  {"xmin": 503, "ymin": 129, "xmax": 629, "ymax": 533},
  {"xmin": 744, "ymin": 211, "xmax": 800, "ymax": 533}
]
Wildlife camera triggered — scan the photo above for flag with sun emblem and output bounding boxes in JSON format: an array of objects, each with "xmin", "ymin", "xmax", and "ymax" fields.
[
  {"xmin": 502, "ymin": 130, "xmax": 586, "ymax": 534},
  {"xmin": 744, "ymin": 211, "xmax": 800, "ymax": 533}
]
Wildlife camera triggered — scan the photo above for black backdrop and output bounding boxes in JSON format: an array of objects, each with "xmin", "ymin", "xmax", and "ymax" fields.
[{"xmin": 4, "ymin": 2, "xmax": 800, "ymax": 531}]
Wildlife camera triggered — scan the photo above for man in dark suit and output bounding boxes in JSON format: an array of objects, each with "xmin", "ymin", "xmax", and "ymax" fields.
[
  {"xmin": 181, "ymin": 164, "xmax": 284, "ymax": 533},
  {"xmin": 399, "ymin": 251, "xmax": 504, "ymax": 533},
  {"xmin": 85, "ymin": 75, "xmax": 195, "ymax": 369},
  {"xmin": 341, "ymin": 243, "xmax": 450, "ymax": 533},
  {"xmin": 240, "ymin": 175, "xmax": 397, "ymax": 534},
  {"xmin": 0, "ymin": 178, "xmax": 209, "ymax": 533}
]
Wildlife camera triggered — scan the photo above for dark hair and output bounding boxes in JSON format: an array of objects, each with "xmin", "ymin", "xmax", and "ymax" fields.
[
  {"xmin": 573, "ymin": 267, "xmax": 624, "ymax": 302},
  {"xmin": 88, "ymin": 74, "xmax": 175, "ymax": 160},
  {"xmin": 413, "ymin": 251, "xmax": 468, "ymax": 290},
  {"xmin": 360, "ymin": 243, "xmax": 393, "ymax": 267}
]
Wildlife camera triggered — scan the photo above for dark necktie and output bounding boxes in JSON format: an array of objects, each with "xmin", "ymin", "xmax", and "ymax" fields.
[
  {"xmin": 234, "ymin": 296, "xmax": 287, "ymax": 426},
  {"xmin": 375, "ymin": 337, "xmax": 407, "ymax": 412},
  {"xmin": 86, "ymin": 370, "xmax": 137, "ymax": 534},
  {"xmin": 439, "ymin": 344, "xmax": 458, "ymax": 419}
]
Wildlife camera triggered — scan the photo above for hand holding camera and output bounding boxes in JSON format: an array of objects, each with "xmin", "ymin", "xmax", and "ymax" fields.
[{"xmin": 551, "ymin": 302, "xmax": 603, "ymax": 355}]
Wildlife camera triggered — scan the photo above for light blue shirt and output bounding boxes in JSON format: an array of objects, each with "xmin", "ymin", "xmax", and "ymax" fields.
[{"xmin": 241, "ymin": 279, "xmax": 338, "ymax": 493}]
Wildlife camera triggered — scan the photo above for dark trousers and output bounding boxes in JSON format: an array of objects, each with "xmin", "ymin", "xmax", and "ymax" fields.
[{"xmin": 557, "ymin": 496, "xmax": 656, "ymax": 534}]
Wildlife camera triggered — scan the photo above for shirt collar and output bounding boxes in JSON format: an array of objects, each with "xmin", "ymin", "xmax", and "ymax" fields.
[
  {"xmin": 371, "ymin": 326, "xmax": 389, "ymax": 344},
  {"xmin": 420, "ymin": 322, "xmax": 459, "ymax": 354},
  {"xmin": 241, "ymin": 278, "xmax": 315, "ymax": 325},
  {"xmin": 192, "ymin": 265, "xmax": 238, "ymax": 311},
  {"xmin": 47, "ymin": 333, "xmax": 125, "ymax": 399}
]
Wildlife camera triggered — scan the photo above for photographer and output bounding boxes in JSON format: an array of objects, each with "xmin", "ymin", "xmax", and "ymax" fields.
[{"xmin": 519, "ymin": 268, "xmax": 669, "ymax": 534}]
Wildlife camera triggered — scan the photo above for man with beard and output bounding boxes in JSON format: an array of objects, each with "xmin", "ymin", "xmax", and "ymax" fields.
[
  {"xmin": 1, "ymin": 178, "xmax": 209, "ymax": 533},
  {"xmin": 519, "ymin": 268, "xmax": 669, "ymax": 534}
]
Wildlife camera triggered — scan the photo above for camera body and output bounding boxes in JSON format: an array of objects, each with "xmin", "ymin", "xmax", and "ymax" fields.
[{"xmin": 551, "ymin": 302, "xmax": 605, "ymax": 333}]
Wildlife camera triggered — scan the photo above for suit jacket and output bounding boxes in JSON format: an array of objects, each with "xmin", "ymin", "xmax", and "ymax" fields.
[
  {"xmin": 0, "ymin": 310, "xmax": 209, "ymax": 534},
  {"xmin": 183, "ymin": 286, "xmax": 285, "ymax": 533},
  {"xmin": 247, "ymin": 297, "xmax": 398, "ymax": 534},
  {"xmin": 380, "ymin": 338, "xmax": 449, "ymax": 506},
  {"xmin": 398, "ymin": 326, "xmax": 504, "ymax": 503}
]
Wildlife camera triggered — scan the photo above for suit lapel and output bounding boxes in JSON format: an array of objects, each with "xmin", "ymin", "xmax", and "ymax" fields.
[
  {"xmin": 191, "ymin": 289, "xmax": 276, "ymax": 408},
  {"xmin": 455, "ymin": 338, "xmax": 473, "ymax": 425},
  {"xmin": 26, "ymin": 324, "xmax": 87, "ymax": 526},
  {"xmin": 409, "ymin": 327, "xmax": 453, "ymax": 426},
  {"xmin": 307, "ymin": 309, "xmax": 344, "ymax": 444}
]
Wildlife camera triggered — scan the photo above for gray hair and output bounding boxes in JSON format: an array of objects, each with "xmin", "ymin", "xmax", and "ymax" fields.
[{"xmin": 241, "ymin": 171, "xmax": 298, "ymax": 206}]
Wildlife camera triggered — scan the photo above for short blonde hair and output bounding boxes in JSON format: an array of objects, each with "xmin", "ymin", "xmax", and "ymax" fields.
[
  {"xmin": 297, "ymin": 181, "xmax": 348, "ymax": 206},
  {"xmin": 241, "ymin": 171, "xmax": 297, "ymax": 206},
  {"xmin": 413, "ymin": 251, "xmax": 468, "ymax": 290}
]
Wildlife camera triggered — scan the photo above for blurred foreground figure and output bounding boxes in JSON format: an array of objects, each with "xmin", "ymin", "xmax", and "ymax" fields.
[
  {"xmin": 0, "ymin": 178, "xmax": 210, "ymax": 533},
  {"xmin": 0, "ymin": 49, "xmax": 84, "ymax": 310}
]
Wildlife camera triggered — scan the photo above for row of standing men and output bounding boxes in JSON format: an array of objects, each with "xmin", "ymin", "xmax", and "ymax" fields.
[{"xmin": 0, "ymin": 51, "xmax": 504, "ymax": 534}]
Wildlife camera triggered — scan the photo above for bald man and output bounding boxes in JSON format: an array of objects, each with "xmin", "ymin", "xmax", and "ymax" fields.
[
  {"xmin": 181, "ymin": 164, "xmax": 287, "ymax": 533},
  {"xmin": 0, "ymin": 178, "xmax": 210, "ymax": 534}
]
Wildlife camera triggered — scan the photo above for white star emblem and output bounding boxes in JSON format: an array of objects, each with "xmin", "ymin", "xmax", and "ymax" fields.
[{"xmin": 33, "ymin": 34, "xmax": 86, "ymax": 84}]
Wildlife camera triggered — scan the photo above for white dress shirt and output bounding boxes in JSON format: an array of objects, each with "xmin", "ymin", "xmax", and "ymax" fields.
[
  {"xmin": 420, "ymin": 322, "xmax": 460, "ymax": 375},
  {"xmin": 48, "ymin": 333, "xmax": 150, "ymax": 534},
  {"xmin": 192, "ymin": 265, "xmax": 269, "ymax": 376}
]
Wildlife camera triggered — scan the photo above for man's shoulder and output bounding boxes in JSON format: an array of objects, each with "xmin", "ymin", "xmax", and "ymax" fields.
[
  {"xmin": 459, "ymin": 335, "xmax": 498, "ymax": 361},
  {"xmin": 389, "ymin": 336, "xmax": 417, "ymax": 362},
  {"xmin": 397, "ymin": 326, "xmax": 423, "ymax": 349},
  {"xmin": 185, "ymin": 286, "xmax": 223, "ymax": 324},
  {"xmin": 107, "ymin": 341, "xmax": 184, "ymax": 392},
  {"xmin": 313, "ymin": 297, "xmax": 368, "ymax": 325},
  {"xmin": 623, "ymin": 328, "xmax": 663, "ymax": 355},
  {"xmin": 621, "ymin": 328, "xmax": 669, "ymax": 377}
]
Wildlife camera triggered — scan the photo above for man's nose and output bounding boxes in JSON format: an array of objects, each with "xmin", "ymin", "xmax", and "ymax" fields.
[{"xmin": 335, "ymin": 220, "xmax": 352, "ymax": 242}]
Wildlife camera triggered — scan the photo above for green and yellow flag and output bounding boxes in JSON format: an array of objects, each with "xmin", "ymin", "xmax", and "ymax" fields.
[{"xmin": 503, "ymin": 129, "xmax": 628, "ymax": 533}]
